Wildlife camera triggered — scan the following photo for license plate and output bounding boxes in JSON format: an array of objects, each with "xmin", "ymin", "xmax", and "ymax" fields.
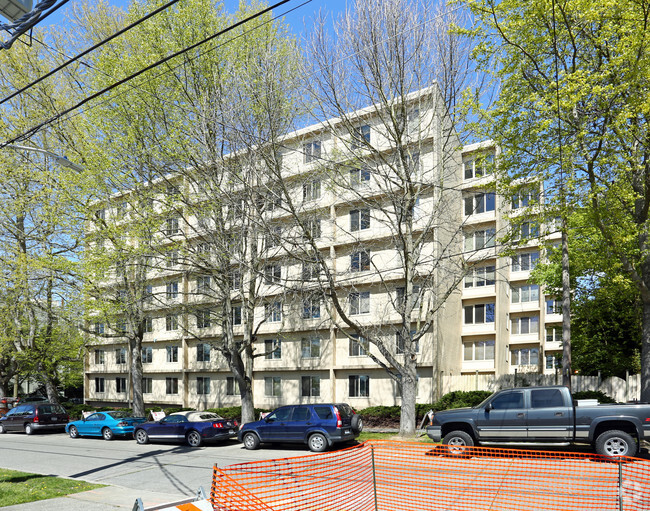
[
  {"xmin": 344, "ymin": 429, "xmax": 351, "ymax": 434},
  {"xmin": 51, "ymin": 418, "xmax": 57, "ymax": 421},
  {"xmin": 229, "ymin": 429, "xmax": 234, "ymax": 434}
]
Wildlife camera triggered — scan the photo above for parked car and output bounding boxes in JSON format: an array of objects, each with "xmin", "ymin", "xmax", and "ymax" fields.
[
  {"xmin": 133, "ymin": 411, "xmax": 238, "ymax": 447},
  {"xmin": 238, "ymin": 403, "xmax": 362, "ymax": 453},
  {"xmin": 0, "ymin": 402, "xmax": 69, "ymax": 435},
  {"xmin": 426, "ymin": 385, "xmax": 650, "ymax": 457},
  {"xmin": 66, "ymin": 411, "xmax": 147, "ymax": 440}
]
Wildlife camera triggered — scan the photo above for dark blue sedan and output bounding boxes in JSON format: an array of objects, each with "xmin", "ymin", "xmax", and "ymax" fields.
[
  {"xmin": 133, "ymin": 411, "xmax": 238, "ymax": 447},
  {"xmin": 66, "ymin": 411, "xmax": 146, "ymax": 440}
]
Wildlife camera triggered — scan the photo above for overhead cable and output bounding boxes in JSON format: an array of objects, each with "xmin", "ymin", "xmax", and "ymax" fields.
[{"xmin": 1, "ymin": 0, "xmax": 67, "ymax": 50}]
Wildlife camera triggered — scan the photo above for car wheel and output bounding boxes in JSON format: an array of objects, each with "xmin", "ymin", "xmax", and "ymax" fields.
[
  {"xmin": 242, "ymin": 432, "xmax": 260, "ymax": 450},
  {"xmin": 308, "ymin": 433, "xmax": 328, "ymax": 453},
  {"xmin": 68, "ymin": 425, "xmax": 79, "ymax": 439},
  {"xmin": 442, "ymin": 430, "xmax": 474, "ymax": 457},
  {"xmin": 0, "ymin": 424, "xmax": 5, "ymax": 434},
  {"xmin": 351, "ymin": 414, "xmax": 363, "ymax": 434},
  {"xmin": 595, "ymin": 430, "xmax": 638, "ymax": 458},
  {"xmin": 24, "ymin": 423, "xmax": 34, "ymax": 435},
  {"xmin": 186, "ymin": 430, "xmax": 202, "ymax": 448},
  {"xmin": 135, "ymin": 429, "xmax": 149, "ymax": 445},
  {"xmin": 102, "ymin": 427, "xmax": 114, "ymax": 441}
]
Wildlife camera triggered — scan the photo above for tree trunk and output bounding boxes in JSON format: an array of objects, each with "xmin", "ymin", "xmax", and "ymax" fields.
[
  {"xmin": 130, "ymin": 336, "xmax": 145, "ymax": 416},
  {"xmin": 399, "ymin": 359, "xmax": 418, "ymax": 436},
  {"xmin": 44, "ymin": 377, "xmax": 59, "ymax": 404}
]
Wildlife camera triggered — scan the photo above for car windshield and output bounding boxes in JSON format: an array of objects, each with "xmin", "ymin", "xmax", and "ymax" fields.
[{"xmin": 476, "ymin": 393, "xmax": 497, "ymax": 409}]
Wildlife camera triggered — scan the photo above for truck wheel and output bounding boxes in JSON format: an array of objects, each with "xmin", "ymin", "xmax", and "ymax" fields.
[
  {"xmin": 595, "ymin": 430, "xmax": 638, "ymax": 458},
  {"xmin": 442, "ymin": 430, "xmax": 474, "ymax": 457},
  {"xmin": 308, "ymin": 433, "xmax": 328, "ymax": 452}
]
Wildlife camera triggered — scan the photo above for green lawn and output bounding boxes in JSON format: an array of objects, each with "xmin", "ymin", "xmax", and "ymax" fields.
[
  {"xmin": 357, "ymin": 431, "xmax": 436, "ymax": 443},
  {"xmin": 0, "ymin": 469, "xmax": 104, "ymax": 507}
]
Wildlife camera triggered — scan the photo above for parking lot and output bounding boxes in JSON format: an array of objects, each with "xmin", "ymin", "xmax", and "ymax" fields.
[{"xmin": 0, "ymin": 431, "xmax": 312, "ymax": 497}]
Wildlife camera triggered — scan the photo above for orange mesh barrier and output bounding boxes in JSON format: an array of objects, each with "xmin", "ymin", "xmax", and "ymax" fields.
[{"xmin": 210, "ymin": 440, "xmax": 650, "ymax": 511}]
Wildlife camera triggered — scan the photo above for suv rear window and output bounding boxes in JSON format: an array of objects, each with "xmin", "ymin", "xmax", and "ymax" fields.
[
  {"xmin": 314, "ymin": 406, "xmax": 334, "ymax": 420},
  {"xmin": 335, "ymin": 403, "xmax": 354, "ymax": 418},
  {"xmin": 38, "ymin": 405, "xmax": 66, "ymax": 414}
]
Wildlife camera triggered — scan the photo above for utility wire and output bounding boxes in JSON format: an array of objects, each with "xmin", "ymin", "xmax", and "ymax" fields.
[
  {"xmin": 0, "ymin": 0, "xmax": 182, "ymax": 106},
  {"xmin": 0, "ymin": 0, "xmax": 293, "ymax": 148},
  {"xmin": 0, "ymin": 0, "xmax": 68, "ymax": 50}
]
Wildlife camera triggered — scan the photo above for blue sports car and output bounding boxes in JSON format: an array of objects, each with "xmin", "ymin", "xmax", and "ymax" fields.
[
  {"xmin": 66, "ymin": 411, "xmax": 146, "ymax": 440},
  {"xmin": 133, "ymin": 411, "xmax": 238, "ymax": 447}
]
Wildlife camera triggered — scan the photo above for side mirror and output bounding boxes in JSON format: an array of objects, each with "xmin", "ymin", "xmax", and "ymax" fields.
[
  {"xmin": 485, "ymin": 403, "xmax": 493, "ymax": 412},
  {"xmin": 265, "ymin": 416, "xmax": 272, "ymax": 423}
]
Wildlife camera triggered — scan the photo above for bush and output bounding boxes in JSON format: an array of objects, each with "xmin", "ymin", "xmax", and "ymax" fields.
[{"xmin": 572, "ymin": 390, "xmax": 616, "ymax": 404}]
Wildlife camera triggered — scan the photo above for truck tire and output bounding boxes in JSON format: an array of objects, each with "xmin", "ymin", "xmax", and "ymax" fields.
[
  {"xmin": 351, "ymin": 415, "xmax": 363, "ymax": 434},
  {"xmin": 442, "ymin": 430, "xmax": 474, "ymax": 457},
  {"xmin": 595, "ymin": 430, "xmax": 638, "ymax": 458}
]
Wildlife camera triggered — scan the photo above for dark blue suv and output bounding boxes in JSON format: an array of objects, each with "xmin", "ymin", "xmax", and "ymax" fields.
[{"xmin": 238, "ymin": 403, "xmax": 362, "ymax": 452}]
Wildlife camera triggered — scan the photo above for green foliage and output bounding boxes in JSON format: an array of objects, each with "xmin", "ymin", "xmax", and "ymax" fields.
[
  {"xmin": 0, "ymin": 469, "xmax": 103, "ymax": 506},
  {"xmin": 572, "ymin": 390, "xmax": 616, "ymax": 404}
]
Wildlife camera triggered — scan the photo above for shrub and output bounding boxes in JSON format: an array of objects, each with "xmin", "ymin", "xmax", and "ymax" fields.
[{"xmin": 572, "ymin": 390, "xmax": 616, "ymax": 404}]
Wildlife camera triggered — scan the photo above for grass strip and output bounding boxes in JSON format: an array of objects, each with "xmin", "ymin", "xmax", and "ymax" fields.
[{"xmin": 0, "ymin": 468, "xmax": 104, "ymax": 507}]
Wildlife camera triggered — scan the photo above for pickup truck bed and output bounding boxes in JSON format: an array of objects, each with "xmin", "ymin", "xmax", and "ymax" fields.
[{"xmin": 426, "ymin": 386, "xmax": 650, "ymax": 457}]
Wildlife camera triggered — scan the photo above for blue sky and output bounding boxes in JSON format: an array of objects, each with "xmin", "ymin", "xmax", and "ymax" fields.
[{"xmin": 40, "ymin": 0, "xmax": 349, "ymax": 38}]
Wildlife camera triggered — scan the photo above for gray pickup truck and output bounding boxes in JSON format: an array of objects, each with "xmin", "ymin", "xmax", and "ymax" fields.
[{"xmin": 426, "ymin": 386, "xmax": 650, "ymax": 457}]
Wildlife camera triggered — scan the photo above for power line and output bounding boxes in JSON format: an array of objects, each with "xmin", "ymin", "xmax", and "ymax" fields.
[
  {"xmin": 0, "ymin": 0, "xmax": 294, "ymax": 148},
  {"xmin": 0, "ymin": 0, "xmax": 182, "ymax": 106},
  {"xmin": 0, "ymin": 0, "xmax": 68, "ymax": 50}
]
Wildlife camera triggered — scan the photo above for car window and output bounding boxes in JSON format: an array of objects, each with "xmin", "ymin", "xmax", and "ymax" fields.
[
  {"xmin": 491, "ymin": 392, "xmax": 524, "ymax": 410},
  {"xmin": 531, "ymin": 389, "xmax": 565, "ymax": 408},
  {"xmin": 38, "ymin": 405, "xmax": 65, "ymax": 414},
  {"xmin": 108, "ymin": 411, "xmax": 130, "ymax": 419},
  {"xmin": 87, "ymin": 413, "xmax": 101, "ymax": 421},
  {"xmin": 335, "ymin": 404, "xmax": 354, "ymax": 418},
  {"xmin": 164, "ymin": 415, "xmax": 187, "ymax": 423},
  {"xmin": 268, "ymin": 407, "xmax": 292, "ymax": 421},
  {"xmin": 5, "ymin": 407, "xmax": 21, "ymax": 416},
  {"xmin": 23, "ymin": 405, "xmax": 35, "ymax": 414},
  {"xmin": 291, "ymin": 407, "xmax": 311, "ymax": 421},
  {"xmin": 314, "ymin": 406, "xmax": 334, "ymax": 420}
]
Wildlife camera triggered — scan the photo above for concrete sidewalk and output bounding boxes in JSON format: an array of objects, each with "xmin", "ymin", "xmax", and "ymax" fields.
[{"xmin": 3, "ymin": 486, "xmax": 192, "ymax": 510}]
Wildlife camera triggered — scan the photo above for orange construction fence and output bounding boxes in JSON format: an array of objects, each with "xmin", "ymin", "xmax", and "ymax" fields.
[{"xmin": 210, "ymin": 440, "xmax": 650, "ymax": 511}]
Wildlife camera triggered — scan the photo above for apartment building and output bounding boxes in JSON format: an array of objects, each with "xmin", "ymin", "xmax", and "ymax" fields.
[{"xmin": 84, "ymin": 87, "xmax": 562, "ymax": 411}]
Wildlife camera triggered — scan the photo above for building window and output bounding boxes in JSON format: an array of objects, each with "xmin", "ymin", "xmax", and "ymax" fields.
[
  {"xmin": 197, "ymin": 275, "xmax": 211, "ymax": 293},
  {"xmin": 464, "ymin": 229, "xmax": 496, "ymax": 251},
  {"xmin": 232, "ymin": 305, "xmax": 242, "ymax": 325},
  {"xmin": 165, "ymin": 314, "xmax": 178, "ymax": 331},
  {"xmin": 196, "ymin": 309, "xmax": 212, "ymax": 329},
  {"xmin": 142, "ymin": 346, "xmax": 153, "ymax": 364},
  {"xmin": 350, "ymin": 209, "xmax": 370, "ymax": 231},
  {"xmin": 166, "ymin": 249, "xmax": 179, "ymax": 267},
  {"xmin": 464, "ymin": 303, "xmax": 495, "ymax": 324},
  {"xmin": 264, "ymin": 339, "xmax": 282, "ymax": 360},
  {"xmin": 265, "ymin": 226, "xmax": 282, "ymax": 248},
  {"xmin": 396, "ymin": 285, "xmax": 421, "ymax": 311},
  {"xmin": 546, "ymin": 354, "xmax": 560, "ymax": 370},
  {"xmin": 196, "ymin": 343, "xmax": 211, "ymax": 362},
  {"xmin": 349, "ymin": 375, "xmax": 370, "ymax": 397},
  {"xmin": 511, "ymin": 347, "xmax": 540, "ymax": 366},
  {"xmin": 304, "ymin": 218, "xmax": 321, "ymax": 239},
  {"xmin": 165, "ymin": 217, "xmax": 180, "ymax": 235},
  {"xmin": 349, "ymin": 291, "xmax": 370, "ymax": 315},
  {"xmin": 166, "ymin": 184, "xmax": 180, "ymax": 198},
  {"xmin": 226, "ymin": 376, "xmax": 236, "ymax": 396},
  {"xmin": 349, "ymin": 334, "xmax": 368, "ymax": 357},
  {"xmin": 352, "ymin": 124, "xmax": 371, "ymax": 148},
  {"xmin": 115, "ymin": 319, "xmax": 127, "ymax": 333},
  {"xmin": 396, "ymin": 330, "xmax": 419, "ymax": 354},
  {"xmin": 142, "ymin": 377, "xmax": 152, "ymax": 394},
  {"xmin": 350, "ymin": 167, "xmax": 371, "ymax": 187},
  {"xmin": 546, "ymin": 299, "xmax": 562, "ymax": 314},
  {"xmin": 166, "ymin": 377, "xmax": 179, "ymax": 395},
  {"xmin": 511, "ymin": 285, "xmax": 540, "ymax": 304},
  {"xmin": 303, "ymin": 140, "xmax": 321, "ymax": 163},
  {"xmin": 511, "ymin": 315, "xmax": 540, "ymax": 334},
  {"xmin": 94, "ymin": 377, "xmax": 105, "ymax": 393},
  {"xmin": 301, "ymin": 376, "xmax": 321, "ymax": 397},
  {"xmin": 264, "ymin": 376, "xmax": 282, "ymax": 397},
  {"xmin": 464, "ymin": 192, "xmax": 495, "ymax": 215},
  {"xmin": 301, "ymin": 337, "xmax": 321, "ymax": 358},
  {"xmin": 514, "ymin": 221, "xmax": 539, "ymax": 241},
  {"xmin": 197, "ymin": 377, "xmax": 211, "ymax": 395},
  {"xmin": 303, "ymin": 179, "xmax": 321, "ymax": 201},
  {"xmin": 464, "ymin": 265, "xmax": 496, "ymax": 288},
  {"xmin": 302, "ymin": 296, "xmax": 321, "ymax": 319},
  {"xmin": 511, "ymin": 252, "xmax": 540, "ymax": 272},
  {"xmin": 302, "ymin": 261, "xmax": 320, "ymax": 281},
  {"xmin": 463, "ymin": 154, "xmax": 494, "ymax": 180},
  {"xmin": 166, "ymin": 345, "xmax": 179, "ymax": 363},
  {"xmin": 546, "ymin": 326, "xmax": 562, "ymax": 343},
  {"xmin": 143, "ymin": 316, "xmax": 153, "ymax": 333},
  {"xmin": 115, "ymin": 348, "xmax": 127, "ymax": 365},
  {"xmin": 116, "ymin": 377, "xmax": 127, "ymax": 393},
  {"xmin": 94, "ymin": 349, "xmax": 105, "ymax": 365},
  {"xmin": 264, "ymin": 264, "xmax": 282, "ymax": 284},
  {"xmin": 512, "ymin": 188, "xmax": 538, "ymax": 209},
  {"xmin": 144, "ymin": 284, "xmax": 153, "ymax": 303},
  {"xmin": 265, "ymin": 302, "xmax": 282, "ymax": 322},
  {"xmin": 229, "ymin": 269, "xmax": 241, "ymax": 290},
  {"xmin": 94, "ymin": 322, "xmax": 105, "ymax": 334},
  {"xmin": 463, "ymin": 340, "xmax": 495, "ymax": 361},
  {"xmin": 166, "ymin": 281, "xmax": 179, "ymax": 299},
  {"xmin": 350, "ymin": 250, "xmax": 370, "ymax": 272},
  {"xmin": 94, "ymin": 208, "xmax": 106, "ymax": 221}
]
